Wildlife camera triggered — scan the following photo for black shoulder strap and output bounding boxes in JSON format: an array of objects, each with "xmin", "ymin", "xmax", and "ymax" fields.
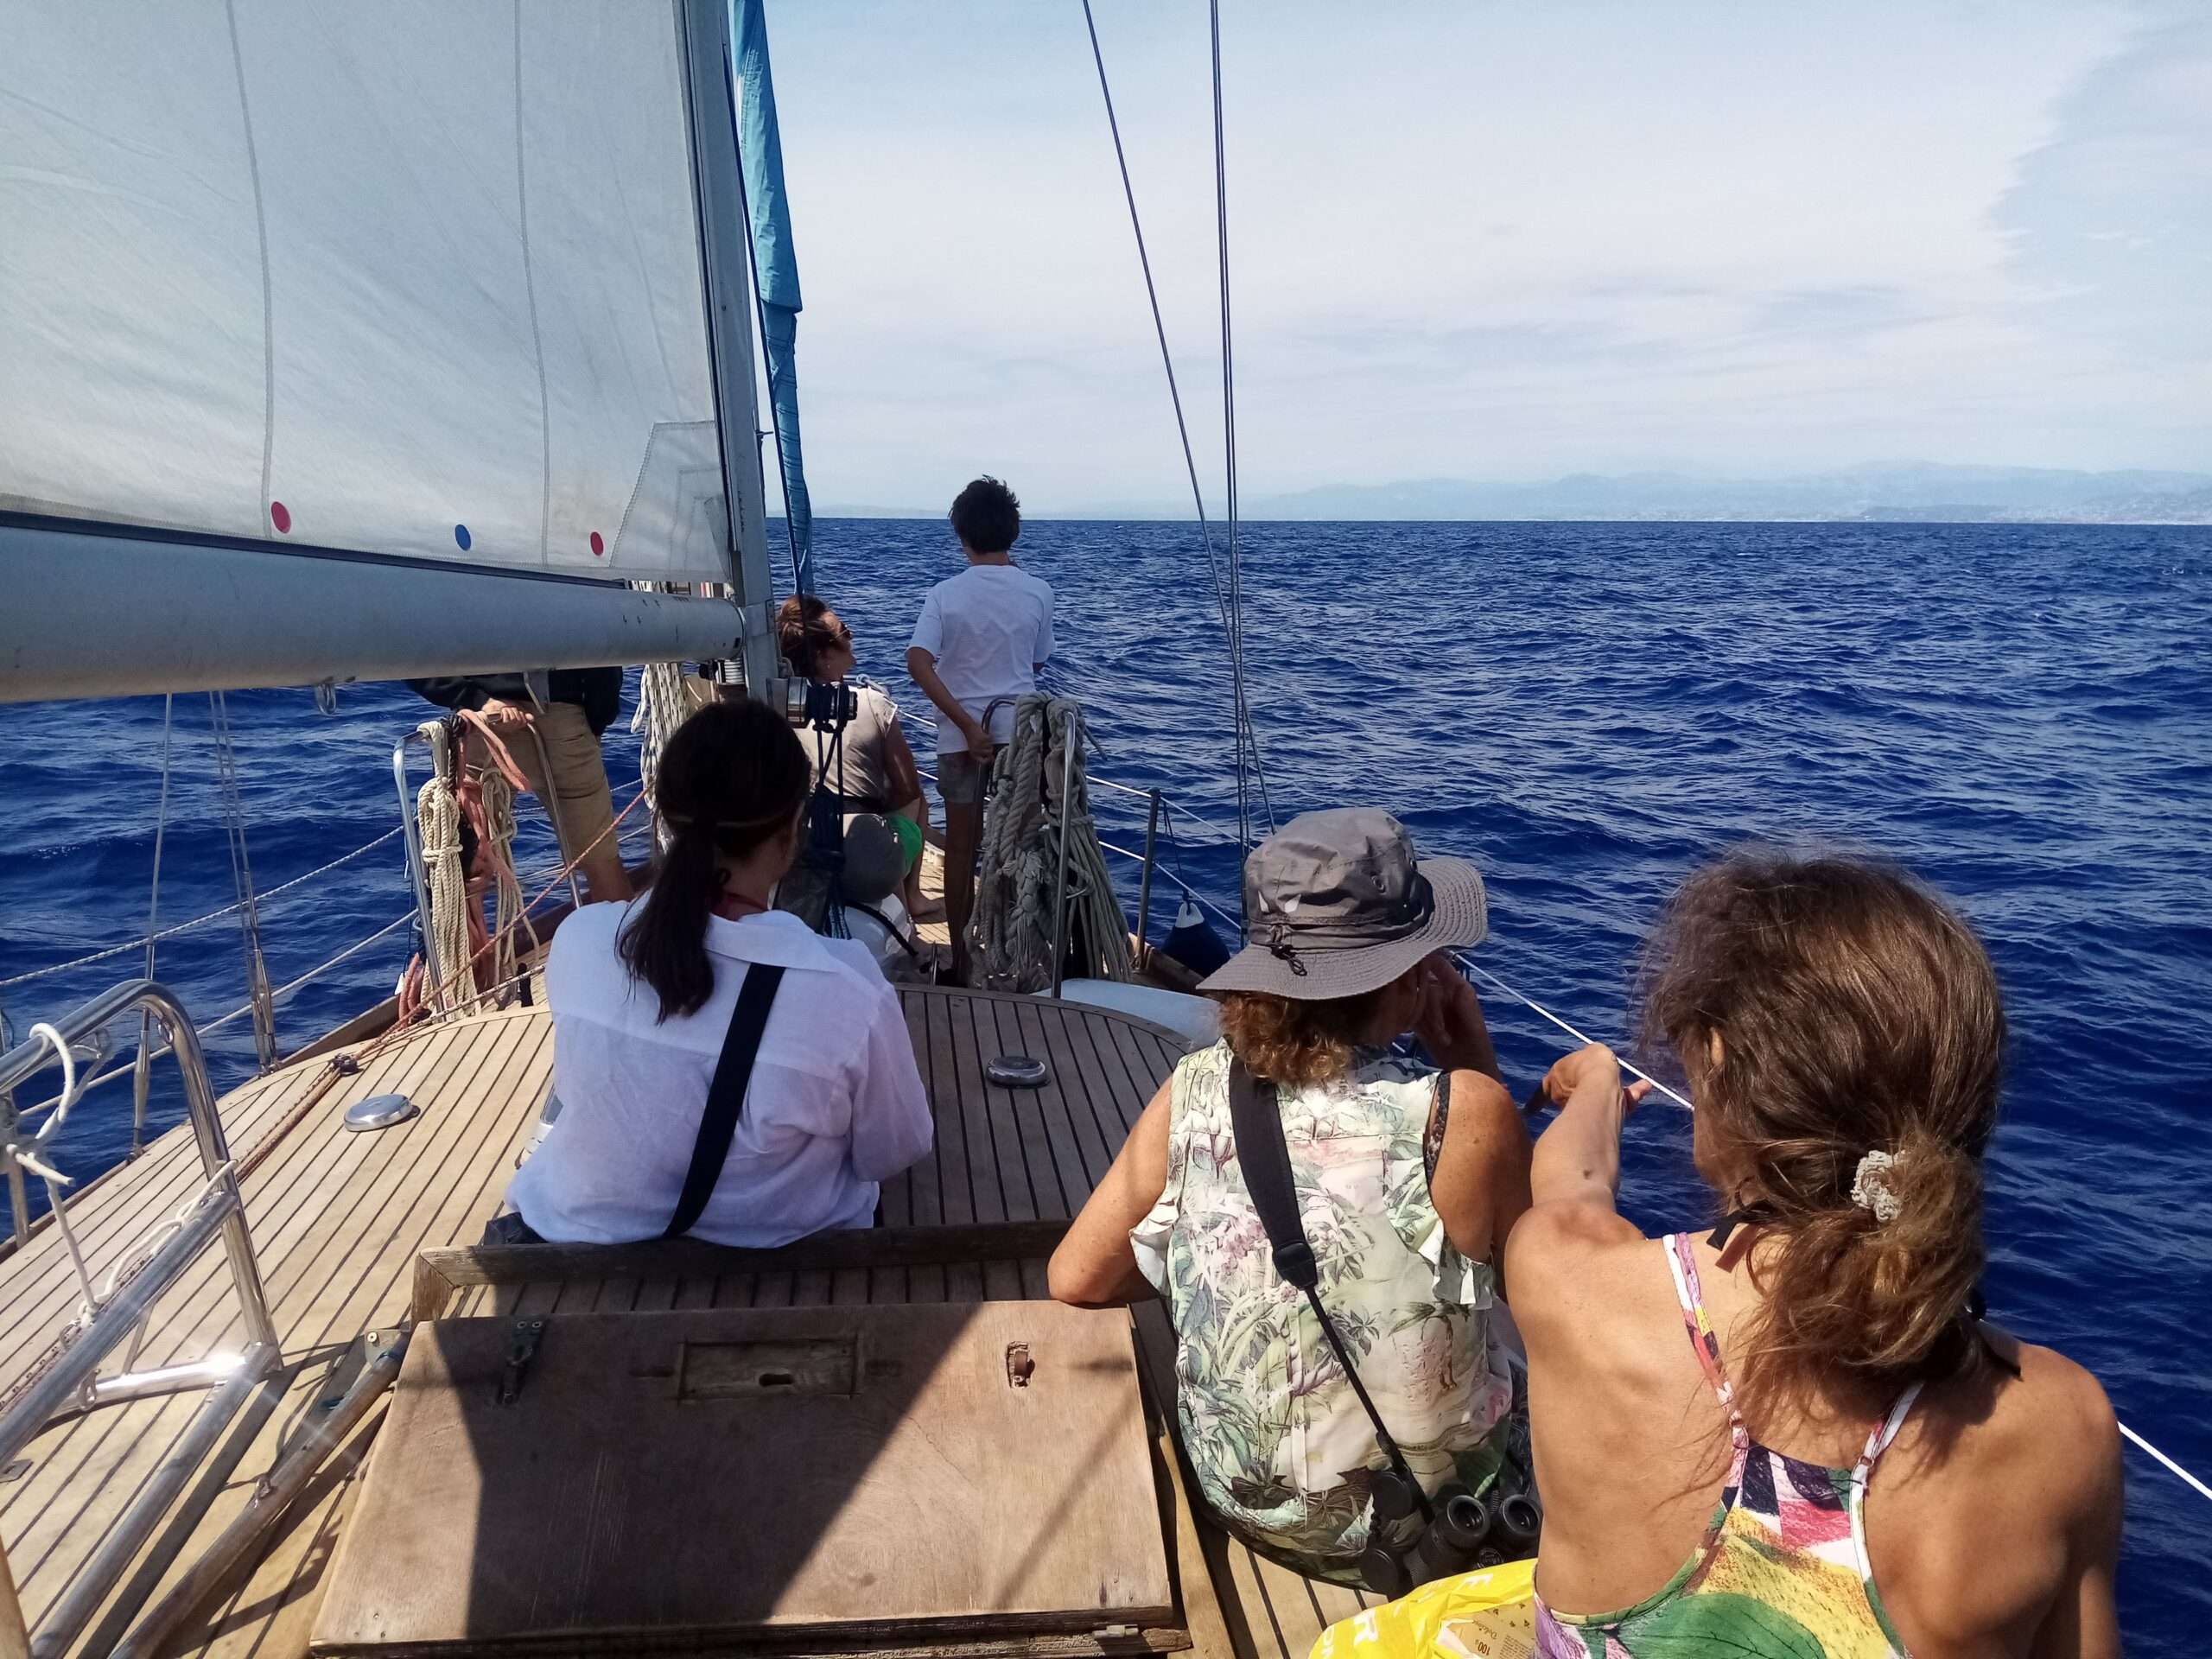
[
  {"xmin": 1225, "ymin": 1060, "xmax": 1321, "ymax": 1291},
  {"xmin": 664, "ymin": 963, "xmax": 786, "ymax": 1239},
  {"xmin": 1225, "ymin": 1059, "xmax": 1433, "ymax": 1522}
]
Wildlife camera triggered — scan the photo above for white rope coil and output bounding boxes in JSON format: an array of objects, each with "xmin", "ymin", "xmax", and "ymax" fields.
[
  {"xmin": 413, "ymin": 717, "xmax": 529, "ymax": 1018},
  {"xmin": 973, "ymin": 697, "xmax": 1133, "ymax": 993},
  {"xmin": 632, "ymin": 660, "xmax": 694, "ymax": 816}
]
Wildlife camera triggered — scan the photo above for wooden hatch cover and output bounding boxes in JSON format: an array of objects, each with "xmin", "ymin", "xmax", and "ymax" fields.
[{"xmin": 311, "ymin": 1301, "xmax": 1179, "ymax": 1656}]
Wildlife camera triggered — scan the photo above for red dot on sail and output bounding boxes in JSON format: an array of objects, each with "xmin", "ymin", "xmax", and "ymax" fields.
[
  {"xmin": 270, "ymin": 501, "xmax": 291, "ymax": 533},
  {"xmin": 588, "ymin": 531, "xmax": 605, "ymax": 556}
]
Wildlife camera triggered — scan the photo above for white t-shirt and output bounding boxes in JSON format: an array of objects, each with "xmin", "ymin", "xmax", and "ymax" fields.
[
  {"xmin": 907, "ymin": 563, "xmax": 1055, "ymax": 755},
  {"xmin": 506, "ymin": 904, "xmax": 932, "ymax": 1248}
]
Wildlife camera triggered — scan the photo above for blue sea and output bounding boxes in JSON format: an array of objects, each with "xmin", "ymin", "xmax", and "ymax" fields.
[{"xmin": 3, "ymin": 518, "xmax": 2208, "ymax": 1640}]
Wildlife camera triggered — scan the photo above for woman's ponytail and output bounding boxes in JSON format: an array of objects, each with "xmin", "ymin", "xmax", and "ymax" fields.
[
  {"xmin": 616, "ymin": 699, "xmax": 810, "ymax": 1020},
  {"xmin": 1640, "ymin": 851, "xmax": 2006, "ymax": 1417},
  {"xmin": 617, "ymin": 821, "xmax": 725, "ymax": 1020}
]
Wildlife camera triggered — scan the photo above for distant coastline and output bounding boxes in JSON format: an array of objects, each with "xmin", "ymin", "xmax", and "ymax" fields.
[{"xmin": 816, "ymin": 463, "xmax": 2212, "ymax": 525}]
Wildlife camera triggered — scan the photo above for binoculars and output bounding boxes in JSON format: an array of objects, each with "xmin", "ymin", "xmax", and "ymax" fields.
[{"xmin": 1357, "ymin": 1471, "xmax": 1542, "ymax": 1599}]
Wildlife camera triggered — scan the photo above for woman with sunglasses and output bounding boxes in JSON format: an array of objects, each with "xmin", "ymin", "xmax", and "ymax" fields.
[{"xmin": 776, "ymin": 594, "xmax": 934, "ymax": 920}]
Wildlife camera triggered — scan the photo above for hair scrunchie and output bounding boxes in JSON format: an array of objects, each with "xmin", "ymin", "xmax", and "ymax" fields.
[{"xmin": 1851, "ymin": 1149, "xmax": 1903, "ymax": 1224}]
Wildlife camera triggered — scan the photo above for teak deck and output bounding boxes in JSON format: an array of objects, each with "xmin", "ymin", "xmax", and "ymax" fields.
[{"xmin": 0, "ymin": 988, "xmax": 1384, "ymax": 1659}]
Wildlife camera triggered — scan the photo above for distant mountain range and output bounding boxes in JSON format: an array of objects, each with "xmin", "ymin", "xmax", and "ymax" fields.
[
  {"xmin": 822, "ymin": 465, "xmax": 2212, "ymax": 524},
  {"xmin": 1238, "ymin": 465, "xmax": 2212, "ymax": 524}
]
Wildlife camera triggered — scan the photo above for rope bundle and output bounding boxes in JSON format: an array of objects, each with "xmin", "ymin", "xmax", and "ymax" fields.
[
  {"xmin": 632, "ymin": 659, "xmax": 694, "ymax": 814},
  {"xmin": 400, "ymin": 714, "xmax": 534, "ymax": 1021},
  {"xmin": 973, "ymin": 696, "xmax": 1133, "ymax": 993}
]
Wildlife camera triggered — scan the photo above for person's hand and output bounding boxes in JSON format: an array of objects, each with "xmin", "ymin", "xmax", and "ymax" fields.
[
  {"xmin": 963, "ymin": 719, "xmax": 997, "ymax": 767},
  {"xmin": 1536, "ymin": 1043, "xmax": 1650, "ymax": 1116},
  {"xmin": 478, "ymin": 696, "xmax": 530, "ymax": 727},
  {"xmin": 1412, "ymin": 954, "xmax": 1489, "ymax": 1069}
]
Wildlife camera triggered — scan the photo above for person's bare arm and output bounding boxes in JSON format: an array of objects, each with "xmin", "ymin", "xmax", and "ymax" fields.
[
  {"xmin": 1504, "ymin": 1044, "xmax": 1651, "ymax": 1303},
  {"xmin": 2030, "ymin": 1369, "xmax": 2125, "ymax": 1659},
  {"xmin": 1048, "ymin": 1080, "xmax": 1172, "ymax": 1307},
  {"xmin": 1427, "ymin": 1068, "xmax": 1532, "ymax": 1268},
  {"xmin": 880, "ymin": 714, "xmax": 924, "ymax": 809},
  {"xmin": 1528, "ymin": 1044, "xmax": 1648, "ymax": 1212},
  {"xmin": 906, "ymin": 645, "xmax": 995, "ymax": 766}
]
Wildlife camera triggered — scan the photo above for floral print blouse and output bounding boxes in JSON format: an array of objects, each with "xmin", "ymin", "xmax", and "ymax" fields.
[{"xmin": 1131, "ymin": 1041, "xmax": 1516, "ymax": 1580}]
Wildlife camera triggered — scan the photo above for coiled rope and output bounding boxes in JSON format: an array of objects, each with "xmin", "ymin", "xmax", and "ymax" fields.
[
  {"xmin": 974, "ymin": 696, "xmax": 1132, "ymax": 992},
  {"xmin": 631, "ymin": 659, "xmax": 695, "ymax": 814},
  {"xmin": 401, "ymin": 714, "xmax": 535, "ymax": 1021}
]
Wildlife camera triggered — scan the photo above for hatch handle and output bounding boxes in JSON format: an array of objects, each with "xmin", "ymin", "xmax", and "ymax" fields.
[{"xmin": 499, "ymin": 1319, "xmax": 545, "ymax": 1406}]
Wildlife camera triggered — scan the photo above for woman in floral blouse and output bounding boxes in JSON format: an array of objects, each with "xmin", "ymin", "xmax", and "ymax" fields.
[{"xmin": 1049, "ymin": 809, "xmax": 1533, "ymax": 1582}]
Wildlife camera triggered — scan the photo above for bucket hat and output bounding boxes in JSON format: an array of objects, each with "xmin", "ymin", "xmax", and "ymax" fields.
[{"xmin": 1198, "ymin": 809, "xmax": 1487, "ymax": 1000}]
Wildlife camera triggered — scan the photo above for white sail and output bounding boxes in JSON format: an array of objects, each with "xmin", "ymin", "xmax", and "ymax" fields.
[{"xmin": 0, "ymin": 0, "xmax": 732, "ymax": 585}]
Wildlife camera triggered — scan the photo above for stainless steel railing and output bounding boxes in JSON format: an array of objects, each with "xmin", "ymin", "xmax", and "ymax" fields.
[{"xmin": 0, "ymin": 980, "xmax": 279, "ymax": 1658}]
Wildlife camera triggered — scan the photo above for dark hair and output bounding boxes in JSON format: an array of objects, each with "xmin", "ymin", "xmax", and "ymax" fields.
[
  {"xmin": 1638, "ymin": 849, "xmax": 2005, "ymax": 1420},
  {"xmin": 619, "ymin": 700, "xmax": 810, "ymax": 1020},
  {"xmin": 1217, "ymin": 973, "xmax": 1413, "ymax": 1088},
  {"xmin": 776, "ymin": 593, "xmax": 849, "ymax": 680},
  {"xmin": 948, "ymin": 476, "xmax": 1021, "ymax": 554}
]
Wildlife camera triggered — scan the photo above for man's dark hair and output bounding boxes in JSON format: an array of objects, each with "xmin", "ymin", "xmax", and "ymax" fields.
[{"xmin": 948, "ymin": 476, "xmax": 1021, "ymax": 554}]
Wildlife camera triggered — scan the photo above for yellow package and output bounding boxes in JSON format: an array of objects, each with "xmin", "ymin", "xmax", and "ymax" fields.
[{"xmin": 1308, "ymin": 1560, "xmax": 1540, "ymax": 1659}]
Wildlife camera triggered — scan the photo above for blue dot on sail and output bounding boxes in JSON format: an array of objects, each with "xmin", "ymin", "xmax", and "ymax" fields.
[{"xmin": 454, "ymin": 524, "xmax": 472, "ymax": 550}]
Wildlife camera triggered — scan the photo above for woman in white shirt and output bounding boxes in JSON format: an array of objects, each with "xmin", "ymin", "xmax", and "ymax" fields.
[{"xmin": 497, "ymin": 698, "xmax": 933, "ymax": 1249}]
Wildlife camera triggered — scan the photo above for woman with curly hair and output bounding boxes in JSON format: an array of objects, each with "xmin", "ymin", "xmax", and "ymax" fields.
[
  {"xmin": 1050, "ymin": 809, "xmax": 1533, "ymax": 1582},
  {"xmin": 1510, "ymin": 851, "xmax": 2120, "ymax": 1658}
]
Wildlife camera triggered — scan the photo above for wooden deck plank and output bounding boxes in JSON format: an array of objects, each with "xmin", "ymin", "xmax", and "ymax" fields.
[
  {"xmin": 0, "ymin": 1028, "xmax": 483, "ymax": 1591},
  {"xmin": 939, "ymin": 994, "xmax": 1027, "ymax": 1304},
  {"xmin": 916, "ymin": 992, "xmax": 985, "ymax": 1305},
  {"xmin": 988, "ymin": 997, "xmax": 1079, "ymax": 1219},
  {"xmin": 0, "ymin": 986, "xmax": 1271, "ymax": 1659},
  {"xmin": 66, "ymin": 1016, "xmax": 549, "ymax": 1649},
  {"xmin": 1051, "ymin": 1001, "xmax": 1136, "ymax": 1186}
]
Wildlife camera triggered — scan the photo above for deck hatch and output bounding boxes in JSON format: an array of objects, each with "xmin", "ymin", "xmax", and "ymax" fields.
[{"xmin": 311, "ymin": 1300, "xmax": 1177, "ymax": 1654}]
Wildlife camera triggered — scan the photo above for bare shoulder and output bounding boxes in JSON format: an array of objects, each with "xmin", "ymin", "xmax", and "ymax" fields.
[
  {"xmin": 1503, "ymin": 1201, "xmax": 1656, "ymax": 1331},
  {"xmin": 1445, "ymin": 1066, "xmax": 1514, "ymax": 1116},
  {"xmin": 1990, "ymin": 1331, "xmax": 2121, "ymax": 1478},
  {"xmin": 1910, "ymin": 1327, "xmax": 2122, "ymax": 1525}
]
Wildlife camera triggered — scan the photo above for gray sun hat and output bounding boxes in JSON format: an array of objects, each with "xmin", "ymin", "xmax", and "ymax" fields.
[{"xmin": 1198, "ymin": 809, "xmax": 1487, "ymax": 1001}]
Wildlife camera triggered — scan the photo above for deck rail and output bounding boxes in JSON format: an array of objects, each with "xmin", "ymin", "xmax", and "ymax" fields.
[{"xmin": 0, "ymin": 980, "xmax": 280, "ymax": 1659}]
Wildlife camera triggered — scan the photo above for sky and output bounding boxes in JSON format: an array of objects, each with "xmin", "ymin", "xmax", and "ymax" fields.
[{"xmin": 756, "ymin": 2, "xmax": 2211, "ymax": 515}]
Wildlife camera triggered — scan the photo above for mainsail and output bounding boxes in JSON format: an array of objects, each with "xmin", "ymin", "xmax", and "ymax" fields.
[{"xmin": 0, "ymin": 0, "xmax": 775, "ymax": 700}]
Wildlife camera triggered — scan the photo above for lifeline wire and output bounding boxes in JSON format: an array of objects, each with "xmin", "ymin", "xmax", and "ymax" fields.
[
  {"xmin": 0, "ymin": 825, "xmax": 404, "ymax": 993},
  {"xmin": 1457, "ymin": 957, "xmax": 1694, "ymax": 1112}
]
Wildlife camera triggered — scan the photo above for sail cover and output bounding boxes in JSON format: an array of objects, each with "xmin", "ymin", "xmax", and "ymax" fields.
[
  {"xmin": 736, "ymin": 0, "xmax": 814, "ymax": 590},
  {"xmin": 0, "ymin": 1, "xmax": 733, "ymax": 583}
]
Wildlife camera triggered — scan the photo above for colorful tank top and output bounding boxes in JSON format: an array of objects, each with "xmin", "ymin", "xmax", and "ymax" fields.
[
  {"xmin": 1534, "ymin": 1234, "xmax": 1922, "ymax": 1659},
  {"xmin": 1129, "ymin": 1042, "xmax": 1516, "ymax": 1580}
]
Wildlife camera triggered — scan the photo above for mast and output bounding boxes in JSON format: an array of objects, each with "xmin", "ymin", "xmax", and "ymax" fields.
[{"xmin": 677, "ymin": 0, "xmax": 780, "ymax": 699}]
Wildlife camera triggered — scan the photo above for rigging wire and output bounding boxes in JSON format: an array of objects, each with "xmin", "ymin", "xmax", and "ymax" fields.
[
  {"xmin": 1206, "ymin": 0, "xmax": 1275, "ymax": 856},
  {"xmin": 1080, "ymin": 0, "xmax": 1274, "ymax": 883},
  {"xmin": 1077, "ymin": 1, "xmax": 1235, "ymax": 645},
  {"xmin": 207, "ymin": 692, "xmax": 276, "ymax": 1069},
  {"xmin": 131, "ymin": 695, "xmax": 175, "ymax": 1155}
]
